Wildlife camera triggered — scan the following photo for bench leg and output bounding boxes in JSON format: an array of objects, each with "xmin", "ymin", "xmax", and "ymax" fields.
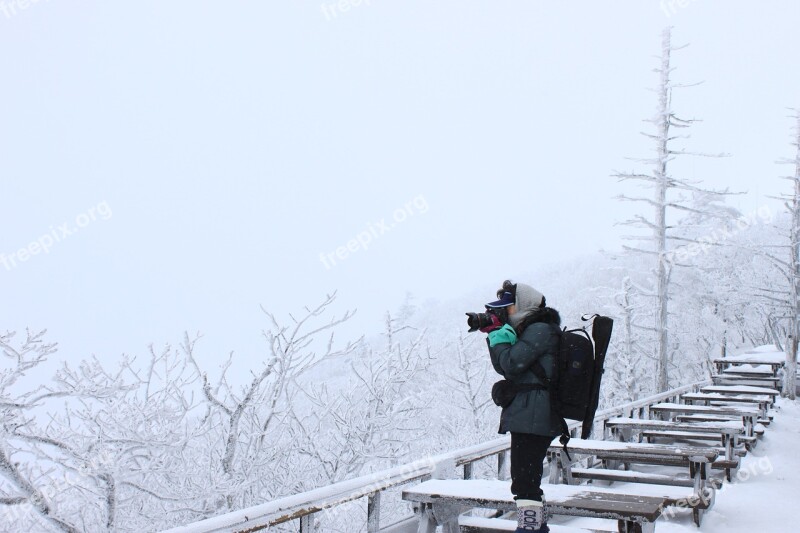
[
  {"xmin": 430, "ymin": 502, "xmax": 465, "ymax": 533},
  {"xmin": 693, "ymin": 507, "xmax": 704, "ymax": 527},
  {"xmin": 443, "ymin": 521, "xmax": 460, "ymax": 533},
  {"xmin": 415, "ymin": 504, "xmax": 436, "ymax": 533},
  {"xmin": 618, "ymin": 520, "xmax": 655, "ymax": 533},
  {"xmin": 548, "ymin": 452, "xmax": 560, "ymax": 484},
  {"xmin": 722, "ymin": 434, "xmax": 733, "ymax": 461}
]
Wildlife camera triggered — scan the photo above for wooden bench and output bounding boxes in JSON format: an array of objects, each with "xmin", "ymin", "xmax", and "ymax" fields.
[
  {"xmin": 671, "ymin": 416, "xmax": 760, "ymax": 448},
  {"xmin": 712, "ymin": 375, "xmax": 782, "ymax": 391},
  {"xmin": 547, "ymin": 439, "xmax": 717, "ymax": 525},
  {"xmin": 713, "ymin": 357, "xmax": 784, "ymax": 377},
  {"xmin": 641, "ymin": 428, "xmax": 747, "ymax": 457},
  {"xmin": 649, "ymin": 402, "xmax": 758, "ymax": 438},
  {"xmin": 680, "ymin": 392, "xmax": 771, "ymax": 419},
  {"xmin": 605, "ymin": 418, "xmax": 743, "ymax": 481},
  {"xmin": 700, "ymin": 385, "xmax": 779, "ymax": 406},
  {"xmin": 402, "ymin": 479, "xmax": 671, "ymax": 533}
]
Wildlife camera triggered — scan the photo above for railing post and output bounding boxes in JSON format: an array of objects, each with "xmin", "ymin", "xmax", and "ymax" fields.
[
  {"xmin": 497, "ymin": 451, "xmax": 508, "ymax": 480},
  {"xmin": 463, "ymin": 462, "xmax": 473, "ymax": 480},
  {"xmin": 783, "ymin": 334, "xmax": 797, "ymax": 400},
  {"xmin": 367, "ymin": 491, "xmax": 381, "ymax": 533},
  {"xmin": 300, "ymin": 513, "xmax": 317, "ymax": 532}
]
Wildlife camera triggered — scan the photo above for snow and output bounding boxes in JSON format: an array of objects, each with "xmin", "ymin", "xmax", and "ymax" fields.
[
  {"xmin": 720, "ymin": 351, "xmax": 788, "ymax": 364},
  {"xmin": 607, "ymin": 417, "xmax": 744, "ymax": 430},
  {"xmin": 702, "ymin": 385, "xmax": 779, "ymax": 395},
  {"xmin": 652, "ymin": 402, "xmax": 760, "ymax": 415},
  {"xmin": 407, "ymin": 478, "xmax": 694, "ymax": 503},
  {"xmin": 744, "ymin": 345, "xmax": 783, "ymax": 354},
  {"xmin": 555, "ymin": 437, "xmax": 711, "ymax": 456}
]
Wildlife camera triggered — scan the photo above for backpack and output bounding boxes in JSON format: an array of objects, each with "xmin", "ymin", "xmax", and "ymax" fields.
[{"xmin": 529, "ymin": 315, "xmax": 614, "ymax": 456}]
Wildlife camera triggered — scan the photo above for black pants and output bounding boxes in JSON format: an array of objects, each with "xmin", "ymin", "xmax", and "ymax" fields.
[{"xmin": 510, "ymin": 432, "xmax": 552, "ymax": 501}]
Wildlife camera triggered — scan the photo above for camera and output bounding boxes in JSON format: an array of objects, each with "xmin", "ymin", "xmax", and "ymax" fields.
[{"xmin": 465, "ymin": 307, "xmax": 508, "ymax": 333}]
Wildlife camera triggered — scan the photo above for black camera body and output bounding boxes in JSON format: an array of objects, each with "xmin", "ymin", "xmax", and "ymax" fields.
[{"xmin": 465, "ymin": 307, "xmax": 509, "ymax": 332}]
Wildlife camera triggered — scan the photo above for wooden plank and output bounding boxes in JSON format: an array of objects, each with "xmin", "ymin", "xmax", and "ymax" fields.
[
  {"xmin": 712, "ymin": 356, "xmax": 785, "ymax": 366},
  {"xmin": 642, "ymin": 430, "xmax": 723, "ymax": 442},
  {"xmin": 721, "ymin": 368, "xmax": 776, "ymax": 376},
  {"xmin": 459, "ymin": 515, "xmax": 612, "ymax": 532},
  {"xmin": 675, "ymin": 415, "xmax": 734, "ymax": 423},
  {"xmin": 681, "ymin": 393, "xmax": 771, "ymax": 405},
  {"xmin": 549, "ymin": 438, "xmax": 718, "ymax": 462},
  {"xmin": 701, "ymin": 385, "xmax": 779, "ymax": 397},
  {"xmin": 606, "ymin": 417, "xmax": 744, "ymax": 434},
  {"xmin": 711, "ymin": 459, "xmax": 739, "ymax": 470},
  {"xmin": 712, "ymin": 376, "xmax": 782, "ymax": 391},
  {"xmin": 650, "ymin": 402, "xmax": 759, "ymax": 416},
  {"xmin": 402, "ymin": 480, "xmax": 667, "ymax": 523},
  {"xmin": 569, "ymin": 467, "xmax": 695, "ymax": 487}
]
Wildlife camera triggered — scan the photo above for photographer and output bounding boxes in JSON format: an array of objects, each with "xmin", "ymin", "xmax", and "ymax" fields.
[{"xmin": 478, "ymin": 280, "xmax": 561, "ymax": 533}]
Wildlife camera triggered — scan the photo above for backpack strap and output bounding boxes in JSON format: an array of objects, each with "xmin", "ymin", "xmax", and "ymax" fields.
[
  {"xmin": 528, "ymin": 341, "xmax": 573, "ymax": 462},
  {"xmin": 559, "ymin": 423, "xmax": 572, "ymax": 462},
  {"xmin": 529, "ymin": 361, "xmax": 551, "ymax": 388}
]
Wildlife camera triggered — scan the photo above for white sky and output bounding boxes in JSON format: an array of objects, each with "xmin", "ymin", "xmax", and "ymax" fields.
[{"xmin": 1, "ymin": 1, "xmax": 798, "ymax": 371}]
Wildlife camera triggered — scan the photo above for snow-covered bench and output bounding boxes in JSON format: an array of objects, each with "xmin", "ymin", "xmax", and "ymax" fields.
[
  {"xmin": 604, "ymin": 417, "xmax": 744, "ymax": 481},
  {"xmin": 712, "ymin": 373, "xmax": 783, "ymax": 390},
  {"xmin": 546, "ymin": 438, "xmax": 717, "ymax": 525},
  {"xmin": 681, "ymin": 392, "xmax": 772, "ymax": 419},
  {"xmin": 700, "ymin": 384, "xmax": 779, "ymax": 406},
  {"xmin": 402, "ymin": 479, "xmax": 672, "ymax": 533},
  {"xmin": 648, "ymin": 402, "xmax": 759, "ymax": 438},
  {"xmin": 712, "ymin": 357, "xmax": 784, "ymax": 377}
]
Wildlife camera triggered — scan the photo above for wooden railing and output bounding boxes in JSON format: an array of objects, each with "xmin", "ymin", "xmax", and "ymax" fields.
[{"xmin": 162, "ymin": 380, "xmax": 710, "ymax": 533}]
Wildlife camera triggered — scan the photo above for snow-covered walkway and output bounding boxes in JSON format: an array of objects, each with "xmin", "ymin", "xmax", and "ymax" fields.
[{"xmin": 559, "ymin": 398, "xmax": 800, "ymax": 532}]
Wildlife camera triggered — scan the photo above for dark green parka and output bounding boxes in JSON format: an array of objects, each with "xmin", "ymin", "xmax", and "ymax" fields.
[{"xmin": 488, "ymin": 308, "xmax": 563, "ymax": 437}]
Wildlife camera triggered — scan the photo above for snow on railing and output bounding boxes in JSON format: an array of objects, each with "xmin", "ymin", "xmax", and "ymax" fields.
[{"xmin": 162, "ymin": 379, "xmax": 711, "ymax": 533}]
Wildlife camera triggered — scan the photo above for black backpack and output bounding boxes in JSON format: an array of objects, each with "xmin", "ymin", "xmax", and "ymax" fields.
[{"xmin": 530, "ymin": 315, "xmax": 614, "ymax": 456}]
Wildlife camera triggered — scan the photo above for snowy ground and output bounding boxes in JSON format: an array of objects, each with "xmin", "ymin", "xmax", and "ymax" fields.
[{"xmin": 556, "ymin": 397, "xmax": 800, "ymax": 532}]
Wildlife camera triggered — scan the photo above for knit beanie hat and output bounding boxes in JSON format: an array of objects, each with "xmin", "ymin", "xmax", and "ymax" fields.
[{"xmin": 508, "ymin": 282, "xmax": 546, "ymax": 329}]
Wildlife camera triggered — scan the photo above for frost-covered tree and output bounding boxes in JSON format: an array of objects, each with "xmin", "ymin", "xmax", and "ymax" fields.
[
  {"xmin": 605, "ymin": 277, "xmax": 651, "ymax": 404},
  {"xmin": 615, "ymin": 27, "xmax": 733, "ymax": 392},
  {"xmin": 288, "ymin": 312, "xmax": 429, "ymax": 486},
  {"xmin": 780, "ymin": 111, "xmax": 800, "ymax": 399},
  {"xmin": 753, "ymin": 110, "xmax": 800, "ymax": 398},
  {"xmin": 0, "ymin": 331, "xmax": 208, "ymax": 533},
  {"xmin": 448, "ymin": 332, "xmax": 500, "ymax": 436},
  {"xmin": 187, "ymin": 293, "xmax": 359, "ymax": 510}
]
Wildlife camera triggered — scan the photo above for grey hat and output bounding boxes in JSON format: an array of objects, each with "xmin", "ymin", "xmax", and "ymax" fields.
[{"xmin": 508, "ymin": 282, "xmax": 546, "ymax": 328}]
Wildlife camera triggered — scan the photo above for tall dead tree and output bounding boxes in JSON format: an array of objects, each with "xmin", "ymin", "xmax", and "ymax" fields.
[
  {"xmin": 615, "ymin": 27, "xmax": 730, "ymax": 392},
  {"xmin": 781, "ymin": 111, "xmax": 800, "ymax": 399}
]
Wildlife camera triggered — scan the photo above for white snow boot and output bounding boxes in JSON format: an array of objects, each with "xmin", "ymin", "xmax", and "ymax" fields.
[{"xmin": 515, "ymin": 499, "xmax": 549, "ymax": 532}]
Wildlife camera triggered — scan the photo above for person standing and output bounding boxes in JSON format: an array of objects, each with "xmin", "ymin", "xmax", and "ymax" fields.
[{"xmin": 481, "ymin": 280, "xmax": 562, "ymax": 533}]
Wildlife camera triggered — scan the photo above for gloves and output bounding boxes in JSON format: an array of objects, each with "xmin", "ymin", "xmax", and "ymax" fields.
[
  {"xmin": 479, "ymin": 313, "xmax": 503, "ymax": 333},
  {"xmin": 488, "ymin": 324, "xmax": 518, "ymax": 347}
]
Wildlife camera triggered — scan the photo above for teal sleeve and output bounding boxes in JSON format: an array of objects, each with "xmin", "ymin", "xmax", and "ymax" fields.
[{"xmin": 488, "ymin": 324, "xmax": 517, "ymax": 347}]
